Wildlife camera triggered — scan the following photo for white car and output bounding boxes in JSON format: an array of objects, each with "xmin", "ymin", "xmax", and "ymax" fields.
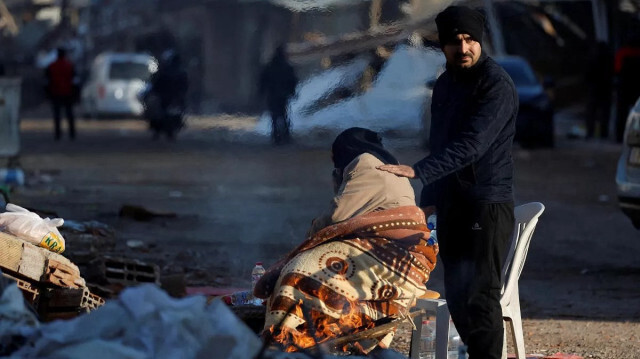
[
  {"xmin": 616, "ymin": 96, "xmax": 640, "ymax": 229},
  {"xmin": 81, "ymin": 53, "xmax": 157, "ymax": 118}
]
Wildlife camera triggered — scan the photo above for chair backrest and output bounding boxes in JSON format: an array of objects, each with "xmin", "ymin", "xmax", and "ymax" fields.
[{"xmin": 500, "ymin": 202, "xmax": 545, "ymax": 302}]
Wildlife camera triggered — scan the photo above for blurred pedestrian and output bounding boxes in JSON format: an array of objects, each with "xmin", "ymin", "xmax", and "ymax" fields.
[
  {"xmin": 614, "ymin": 35, "xmax": 640, "ymax": 143},
  {"xmin": 585, "ymin": 41, "xmax": 613, "ymax": 140},
  {"xmin": 147, "ymin": 49, "xmax": 188, "ymax": 140},
  {"xmin": 45, "ymin": 47, "xmax": 76, "ymax": 140},
  {"xmin": 378, "ymin": 6, "xmax": 518, "ymax": 359},
  {"xmin": 258, "ymin": 45, "xmax": 298, "ymax": 145}
]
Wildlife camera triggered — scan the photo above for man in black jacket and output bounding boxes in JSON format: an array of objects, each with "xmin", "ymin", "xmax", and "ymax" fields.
[{"xmin": 378, "ymin": 6, "xmax": 518, "ymax": 359}]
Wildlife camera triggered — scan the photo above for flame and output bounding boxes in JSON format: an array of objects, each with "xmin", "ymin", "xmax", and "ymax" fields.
[{"xmin": 267, "ymin": 298, "xmax": 377, "ymax": 353}]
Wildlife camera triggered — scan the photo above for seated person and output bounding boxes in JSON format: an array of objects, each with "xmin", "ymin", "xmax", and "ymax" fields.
[{"xmin": 254, "ymin": 127, "xmax": 438, "ymax": 354}]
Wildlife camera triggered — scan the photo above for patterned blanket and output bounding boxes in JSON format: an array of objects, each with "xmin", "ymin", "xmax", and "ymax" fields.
[{"xmin": 255, "ymin": 206, "xmax": 438, "ymax": 353}]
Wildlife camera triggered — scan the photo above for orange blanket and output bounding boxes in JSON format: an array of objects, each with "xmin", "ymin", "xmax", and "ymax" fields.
[{"xmin": 256, "ymin": 206, "xmax": 438, "ymax": 352}]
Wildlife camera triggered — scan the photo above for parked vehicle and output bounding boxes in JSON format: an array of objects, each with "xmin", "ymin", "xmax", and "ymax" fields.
[
  {"xmin": 616, "ymin": 96, "xmax": 640, "ymax": 229},
  {"xmin": 495, "ymin": 56, "xmax": 554, "ymax": 148},
  {"xmin": 81, "ymin": 53, "xmax": 157, "ymax": 118}
]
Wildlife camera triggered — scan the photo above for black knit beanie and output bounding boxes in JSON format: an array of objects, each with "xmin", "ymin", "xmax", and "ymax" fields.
[{"xmin": 435, "ymin": 6, "xmax": 485, "ymax": 46}]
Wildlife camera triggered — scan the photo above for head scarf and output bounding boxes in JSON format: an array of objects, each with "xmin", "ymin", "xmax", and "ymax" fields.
[
  {"xmin": 435, "ymin": 6, "xmax": 485, "ymax": 46},
  {"xmin": 331, "ymin": 127, "xmax": 399, "ymax": 171}
]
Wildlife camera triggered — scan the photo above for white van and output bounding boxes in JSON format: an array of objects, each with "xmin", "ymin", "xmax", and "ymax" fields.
[{"xmin": 81, "ymin": 52, "xmax": 157, "ymax": 118}]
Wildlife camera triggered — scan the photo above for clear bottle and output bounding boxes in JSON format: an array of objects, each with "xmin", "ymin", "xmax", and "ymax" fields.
[
  {"xmin": 229, "ymin": 290, "xmax": 250, "ymax": 306},
  {"xmin": 419, "ymin": 319, "xmax": 436, "ymax": 359},
  {"xmin": 250, "ymin": 262, "xmax": 266, "ymax": 304},
  {"xmin": 0, "ymin": 168, "xmax": 24, "ymax": 186},
  {"xmin": 447, "ymin": 319, "xmax": 468, "ymax": 359}
]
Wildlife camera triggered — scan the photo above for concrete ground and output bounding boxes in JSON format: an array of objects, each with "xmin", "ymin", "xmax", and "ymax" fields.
[{"xmin": 6, "ymin": 108, "xmax": 640, "ymax": 358}]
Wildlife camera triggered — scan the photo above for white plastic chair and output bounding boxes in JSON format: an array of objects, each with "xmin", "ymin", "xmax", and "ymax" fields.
[
  {"xmin": 500, "ymin": 201, "xmax": 545, "ymax": 359},
  {"xmin": 409, "ymin": 202, "xmax": 545, "ymax": 359}
]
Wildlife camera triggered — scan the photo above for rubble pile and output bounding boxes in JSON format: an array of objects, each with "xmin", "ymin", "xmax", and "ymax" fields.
[
  {"xmin": 0, "ymin": 231, "xmax": 104, "ymax": 322},
  {"xmin": 0, "ymin": 281, "xmax": 408, "ymax": 358},
  {"xmin": 0, "ymin": 208, "xmax": 412, "ymax": 358}
]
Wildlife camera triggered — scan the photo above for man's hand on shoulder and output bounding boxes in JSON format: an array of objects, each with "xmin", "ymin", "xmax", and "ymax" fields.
[{"xmin": 376, "ymin": 164, "xmax": 416, "ymax": 179}]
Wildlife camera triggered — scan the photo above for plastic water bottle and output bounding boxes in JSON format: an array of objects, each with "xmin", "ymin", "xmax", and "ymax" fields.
[
  {"xmin": 419, "ymin": 319, "xmax": 436, "ymax": 359},
  {"xmin": 250, "ymin": 262, "xmax": 265, "ymax": 304},
  {"xmin": 427, "ymin": 214, "xmax": 437, "ymax": 245},
  {"xmin": 448, "ymin": 319, "xmax": 468, "ymax": 359},
  {"xmin": 229, "ymin": 290, "xmax": 250, "ymax": 306},
  {"xmin": 0, "ymin": 168, "xmax": 24, "ymax": 186}
]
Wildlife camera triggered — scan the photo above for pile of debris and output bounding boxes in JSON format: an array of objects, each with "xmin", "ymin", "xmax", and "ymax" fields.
[
  {"xmin": 0, "ymin": 207, "xmax": 413, "ymax": 358},
  {"xmin": 0, "ymin": 231, "xmax": 104, "ymax": 322},
  {"xmin": 0, "ymin": 279, "xmax": 409, "ymax": 359}
]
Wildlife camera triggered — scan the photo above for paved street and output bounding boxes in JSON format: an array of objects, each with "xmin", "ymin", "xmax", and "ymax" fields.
[{"xmin": 9, "ymin": 110, "xmax": 640, "ymax": 357}]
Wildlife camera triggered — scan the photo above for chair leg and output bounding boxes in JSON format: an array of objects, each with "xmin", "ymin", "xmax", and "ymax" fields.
[
  {"xmin": 508, "ymin": 297, "xmax": 526, "ymax": 359},
  {"xmin": 502, "ymin": 325, "xmax": 508, "ymax": 359}
]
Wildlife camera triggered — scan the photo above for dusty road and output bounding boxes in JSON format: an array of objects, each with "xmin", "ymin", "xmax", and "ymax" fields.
[{"xmin": 9, "ymin": 112, "xmax": 640, "ymax": 358}]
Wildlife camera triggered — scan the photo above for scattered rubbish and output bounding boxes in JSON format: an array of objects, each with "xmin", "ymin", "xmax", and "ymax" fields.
[
  {"xmin": 0, "ymin": 204, "xmax": 66, "ymax": 253},
  {"xmin": 37, "ymin": 285, "xmax": 105, "ymax": 322},
  {"xmin": 126, "ymin": 239, "xmax": 146, "ymax": 249},
  {"xmin": 25, "ymin": 171, "xmax": 54, "ymax": 186},
  {"xmin": 159, "ymin": 273, "xmax": 187, "ymax": 298},
  {"xmin": 4, "ymin": 284, "xmax": 263, "ymax": 359},
  {"xmin": 566, "ymin": 125, "xmax": 586, "ymax": 139},
  {"xmin": 0, "ymin": 167, "xmax": 24, "ymax": 186},
  {"xmin": 86, "ymin": 255, "xmax": 160, "ymax": 288},
  {"xmin": 168, "ymin": 190, "xmax": 183, "ymax": 198},
  {"xmin": 0, "ymin": 276, "xmax": 40, "ymax": 355},
  {"xmin": 43, "ymin": 259, "xmax": 85, "ymax": 289},
  {"xmin": 62, "ymin": 220, "xmax": 114, "ymax": 237},
  {"xmin": 224, "ymin": 290, "xmax": 252, "ymax": 306},
  {"xmin": 37, "ymin": 174, "xmax": 53, "ymax": 183},
  {"xmin": 118, "ymin": 204, "xmax": 177, "ymax": 221},
  {"xmin": 0, "ymin": 231, "xmax": 78, "ymax": 285},
  {"xmin": 57, "ymin": 220, "xmax": 117, "ymax": 266},
  {"xmin": 0, "ymin": 228, "xmax": 104, "ymax": 324}
]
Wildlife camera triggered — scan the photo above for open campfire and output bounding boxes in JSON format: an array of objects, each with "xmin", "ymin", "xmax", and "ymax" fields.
[{"xmin": 260, "ymin": 298, "xmax": 421, "ymax": 356}]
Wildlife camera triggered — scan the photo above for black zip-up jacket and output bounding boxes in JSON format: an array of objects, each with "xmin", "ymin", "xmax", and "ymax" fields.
[{"xmin": 414, "ymin": 54, "xmax": 518, "ymax": 206}]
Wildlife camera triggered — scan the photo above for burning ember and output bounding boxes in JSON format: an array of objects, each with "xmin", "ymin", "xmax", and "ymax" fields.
[{"xmin": 266, "ymin": 299, "xmax": 377, "ymax": 354}]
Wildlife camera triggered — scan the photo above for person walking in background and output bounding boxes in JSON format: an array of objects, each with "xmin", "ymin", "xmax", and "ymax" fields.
[
  {"xmin": 258, "ymin": 45, "xmax": 298, "ymax": 145},
  {"xmin": 614, "ymin": 35, "xmax": 640, "ymax": 143},
  {"xmin": 45, "ymin": 47, "xmax": 76, "ymax": 141},
  {"xmin": 378, "ymin": 6, "xmax": 518, "ymax": 359},
  {"xmin": 147, "ymin": 49, "xmax": 188, "ymax": 140},
  {"xmin": 585, "ymin": 41, "xmax": 613, "ymax": 140}
]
